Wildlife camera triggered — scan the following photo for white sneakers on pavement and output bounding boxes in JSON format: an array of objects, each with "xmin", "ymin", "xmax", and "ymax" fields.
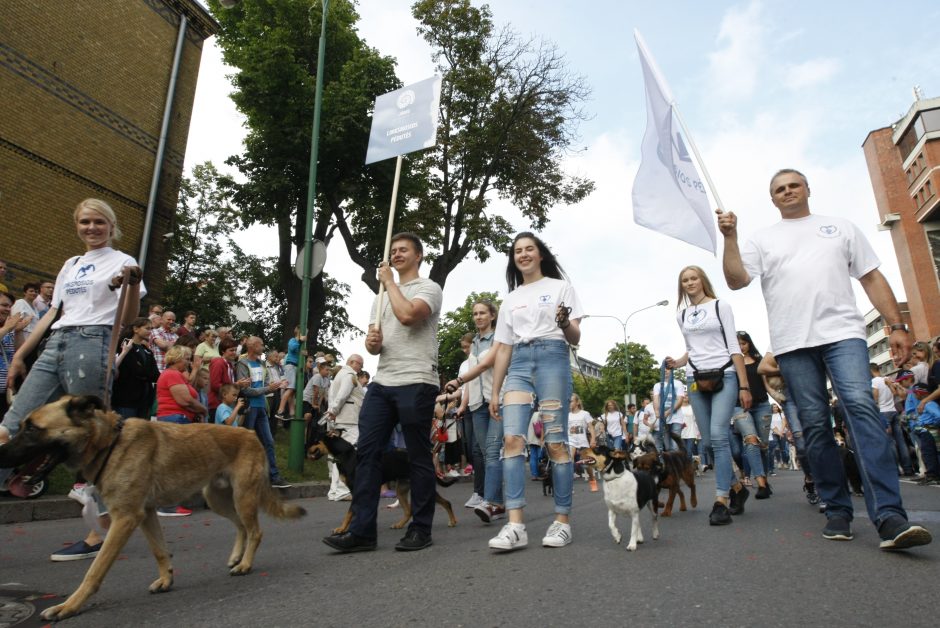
[
  {"xmin": 542, "ymin": 521, "xmax": 572, "ymax": 547},
  {"xmin": 464, "ymin": 493, "xmax": 484, "ymax": 508},
  {"xmin": 488, "ymin": 523, "xmax": 528, "ymax": 551}
]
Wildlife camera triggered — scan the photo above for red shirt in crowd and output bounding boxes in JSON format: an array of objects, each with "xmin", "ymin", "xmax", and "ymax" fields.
[{"xmin": 156, "ymin": 368, "xmax": 197, "ymax": 420}]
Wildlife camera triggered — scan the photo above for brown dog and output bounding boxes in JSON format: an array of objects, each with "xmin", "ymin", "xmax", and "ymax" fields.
[
  {"xmin": 0, "ymin": 396, "xmax": 305, "ymax": 621},
  {"xmin": 632, "ymin": 433, "xmax": 698, "ymax": 517},
  {"xmin": 307, "ymin": 429, "xmax": 457, "ymax": 533}
]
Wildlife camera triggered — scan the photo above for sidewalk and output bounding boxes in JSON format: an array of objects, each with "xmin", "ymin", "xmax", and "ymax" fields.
[{"xmin": 0, "ymin": 482, "xmax": 331, "ymax": 525}]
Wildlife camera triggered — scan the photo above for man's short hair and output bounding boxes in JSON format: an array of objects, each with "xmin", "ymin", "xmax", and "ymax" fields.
[
  {"xmin": 869, "ymin": 362, "xmax": 880, "ymax": 372},
  {"xmin": 769, "ymin": 168, "xmax": 809, "ymax": 191},
  {"xmin": 391, "ymin": 231, "xmax": 424, "ymax": 257},
  {"xmin": 219, "ymin": 337, "xmax": 239, "ymax": 352},
  {"xmin": 22, "ymin": 282, "xmax": 40, "ymax": 293}
]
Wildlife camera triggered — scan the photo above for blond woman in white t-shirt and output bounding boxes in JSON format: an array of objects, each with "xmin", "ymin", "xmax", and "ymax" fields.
[
  {"xmin": 665, "ymin": 265, "xmax": 750, "ymax": 527},
  {"xmin": 0, "ymin": 198, "xmax": 145, "ymax": 561}
]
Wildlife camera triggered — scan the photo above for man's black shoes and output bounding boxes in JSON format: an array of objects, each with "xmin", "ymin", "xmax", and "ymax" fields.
[
  {"xmin": 395, "ymin": 528, "xmax": 433, "ymax": 551},
  {"xmin": 322, "ymin": 532, "xmax": 377, "ymax": 553}
]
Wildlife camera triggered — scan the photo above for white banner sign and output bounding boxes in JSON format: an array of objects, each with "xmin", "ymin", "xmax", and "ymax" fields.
[{"xmin": 365, "ymin": 75, "xmax": 442, "ymax": 165}]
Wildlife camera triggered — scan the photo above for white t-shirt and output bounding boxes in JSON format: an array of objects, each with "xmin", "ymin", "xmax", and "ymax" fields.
[
  {"xmin": 770, "ymin": 412, "xmax": 785, "ymax": 437},
  {"xmin": 741, "ymin": 214, "xmax": 880, "ymax": 355},
  {"xmin": 11, "ymin": 299, "xmax": 39, "ymax": 335},
  {"xmin": 677, "ymin": 299, "xmax": 741, "ymax": 371},
  {"xmin": 52, "ymin": 247, "xmax": 146, "ymax": 329},
  {"xmin": 603, "ymin": 411, "xmax": 624, "ymax": 438},
  {"xmin": 638, "ymin": 403, "xmax": 658, "ymax": 438},
  {"xmin": 911, "ymin": 362, "xmax": 928, "ymax": 386},
  {"xmin": 871, "ymin": 376, "xmax": 896, "ymax": 413},
  {"xmin": 567, "ymin": 409, "xmax": 592, "ymax": 449},
  {"xmin": 653, "ymin": 379, "xmax": 688, "ymax": 423},
  {"xmin": 494, "ymin": 277, "xmax": 583, "ymax": 345},
  {"xmin": 370, "ymin": 277, "xmax": 443, "ymax": 387},
  {"xmin": 680, "ymin": 405, "xmax": 699, "ymax": 439}
]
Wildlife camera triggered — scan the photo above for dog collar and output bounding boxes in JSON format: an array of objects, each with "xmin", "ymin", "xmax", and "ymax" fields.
[{"xmin": 91, "ymin": 417, "xmax": 127, "ymax": 486}]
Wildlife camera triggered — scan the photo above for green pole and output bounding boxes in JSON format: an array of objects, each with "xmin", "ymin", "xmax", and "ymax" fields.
[
  {"xmin": 290, "ymin": 0, "xmax": 330, "ymax": 471},
  {"xmin": 624, "ymin": 335, "xmax": 632, "ymax": 407}
]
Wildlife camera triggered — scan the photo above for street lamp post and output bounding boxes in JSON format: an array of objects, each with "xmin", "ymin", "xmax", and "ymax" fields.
[
  {"xmin": 585, "ymin": 299, "xmax": 668, "ymax": 407},
  {"xmin": 222, "ymin": 0, "xmax": 331, "ymax": 472}
]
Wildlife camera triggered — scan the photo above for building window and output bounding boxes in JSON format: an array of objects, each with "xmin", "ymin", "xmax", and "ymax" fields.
[{"xmin": 925, "ymin": 228, "xmax": 940, "ymax": 289}]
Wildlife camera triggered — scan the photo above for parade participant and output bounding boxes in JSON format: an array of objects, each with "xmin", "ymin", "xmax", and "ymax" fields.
[
  {"xmin": 733, "ymin": 331, "xmax": 772, "ymax": 498},
  {"xmin": 324, "ymin": 354, "xmax": 365, "ymax": 502},
  {"xmin": 719, "ymin": 168, "xmax": 931, "ymax": 549},
  {"xmin": 665, "ymin": 265, "xmax": 750, "ymax": 526},
  {"xmin": 479, "ymin": 232, "xmax": 582, "ymax": 551},
  {"xmin": 323, "ymin": 232, "xmax": 443, "ymax": 553},
  {"xmin": 0, "ymin": 198, "xmax": 144, "ymax": 561},
  {"xmin": 601, "ymin": 399, "xmax": 627, "ymax": 451},
  {"xmin": 567, "ymin": 394, "xmax": 597, "ymax": 492}
]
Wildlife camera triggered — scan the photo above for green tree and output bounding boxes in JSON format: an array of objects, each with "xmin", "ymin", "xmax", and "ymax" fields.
[
  {"xmin": 572, "ymin": 375, "xmax": 607, "ymax": 416},
  {"xmin": 210, "ymin": 0, "xmax": 408, "ymax": 348},
  {"xmin": 411, "ymin": 0, "xmax": 595, "ymax": 287},
  {"xmin": 600, "ymin": 342, "xmax": 660, "ymax": 405},
  {"xmin": 436, "ymin": 291, "xmax": 501, "ymax": 379}
]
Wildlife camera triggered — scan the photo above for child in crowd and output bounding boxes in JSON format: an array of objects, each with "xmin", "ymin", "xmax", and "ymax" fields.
[
  {"xmin": 194, "ymin": 367, "xmax": 210, "ymax": 422},
  {"xmin": 215, "ymin": 383, "xmax": 245, "ymax": 426},
  {"xmin": 903, "ymin": 383, "xmax": 940, "ymax": 484}
]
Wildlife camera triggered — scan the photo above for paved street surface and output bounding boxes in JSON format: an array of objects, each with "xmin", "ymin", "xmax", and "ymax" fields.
[{"xmin": 1, "ymin": 471, "xmax": 937, "ymax": 627}]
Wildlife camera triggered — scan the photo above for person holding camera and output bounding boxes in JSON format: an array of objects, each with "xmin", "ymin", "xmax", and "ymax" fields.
[{"xmin": 665, "ymin": 265, "xmax": 750, "ymax": 527}]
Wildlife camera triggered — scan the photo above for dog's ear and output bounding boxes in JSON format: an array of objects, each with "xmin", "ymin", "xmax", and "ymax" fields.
[{"xmin": 65, "ymin": 395, "xmax": 105, "ymax": 425}]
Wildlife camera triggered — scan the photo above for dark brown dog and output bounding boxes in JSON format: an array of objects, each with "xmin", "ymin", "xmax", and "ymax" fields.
[
  {"xmin": 0, "ymin": 396, "xmax": 305, "ymax": 621},
  {"xmin": 307, "ymin": 428, "xmax": 457, "ymax": 533},
  {"xmin": 632, "ymin": 432, "xmax": 698, "ymax": 517}
]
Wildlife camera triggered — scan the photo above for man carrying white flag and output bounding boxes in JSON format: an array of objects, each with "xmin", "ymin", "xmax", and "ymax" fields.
[{"xmin": 632, "ymin": 30, "xmax": 717, "ymax": 254}]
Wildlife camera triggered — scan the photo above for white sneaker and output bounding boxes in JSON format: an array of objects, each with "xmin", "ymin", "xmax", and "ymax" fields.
[
  {"xmin": 445, "ymin": 469, "xmax": 460, "ymax": 478},
  {"xmin": 488, "ymin": 523, "xmax": 528, "ymax": 551},
  {"xmin": 542, "ymin": 521, "xmax": 572, "ymax": 547},
  {"xmin": 464, "ymin": 493, "xmax": 484, "ymax": 508}
]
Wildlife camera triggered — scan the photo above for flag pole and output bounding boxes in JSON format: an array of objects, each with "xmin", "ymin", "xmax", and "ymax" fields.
[
  {"xmin": 373, "ymin": 154, "xmax": 404, "ymax": 330},
  {"xmin": 670, "ymin": 103, "xmax": 725, "ymax": 212}
]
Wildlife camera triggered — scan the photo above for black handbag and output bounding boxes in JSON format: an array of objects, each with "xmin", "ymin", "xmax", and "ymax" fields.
[{"xmin": 683, "ymin": 300, "xmax": 732, "ymax": 394}]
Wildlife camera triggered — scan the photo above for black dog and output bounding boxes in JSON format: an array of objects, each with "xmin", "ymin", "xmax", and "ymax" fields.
[
  {"xmin": 538, "ymin": 458, "xmax": 554, "ymax": 496},
  {"xmin": 307, "ymin": 428, "xmax": 458, "ymax": 533}
]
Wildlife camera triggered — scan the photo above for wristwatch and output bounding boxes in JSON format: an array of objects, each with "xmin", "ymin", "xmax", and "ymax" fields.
[{"xmin": 889, "ymin": 323, "xmax": 909, "ymax": 333}]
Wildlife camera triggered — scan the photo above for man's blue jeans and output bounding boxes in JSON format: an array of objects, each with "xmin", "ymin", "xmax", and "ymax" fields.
[
  {"xmin": 464, "ymin": 405, "xmax": 485, "ymax": 497},
  {"xmin": 244, "ymin": 406, "xmax": 281, "ymax": 481},
  {"xmin": 349, "ymin": 382, "xmax": 438, "ymax": 540},
  {"xmin": 880, "ymin": 411, "xmax": 914, "ymax": 474},
  {"xmin": 777, "ymin": 338, "xmax": 907, "ymax": 526}
]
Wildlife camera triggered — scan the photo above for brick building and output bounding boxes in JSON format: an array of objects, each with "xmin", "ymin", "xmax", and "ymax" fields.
[
  {"xmin": 863, "ymin": 94, "xmax": 940, "ymax": 343},
  {"xmin": 0, "ymin": 0, "xmax": 217, "ymax": 302}
]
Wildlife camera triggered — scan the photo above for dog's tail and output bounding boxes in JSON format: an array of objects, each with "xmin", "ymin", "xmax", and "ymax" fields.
[{"xmin": 261, "ymin": 487, "xmax": 307, "ymax": 520}]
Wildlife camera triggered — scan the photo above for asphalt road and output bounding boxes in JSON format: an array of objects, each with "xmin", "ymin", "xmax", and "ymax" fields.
[{"xmin": 1, "ymin": 471, "xmax": 938, "ymax": 627}]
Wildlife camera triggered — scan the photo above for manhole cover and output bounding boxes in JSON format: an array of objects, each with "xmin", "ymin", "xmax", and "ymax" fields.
[{"xmin": 0, "ymin": 589, "xmax": 63, "ymax": 627}]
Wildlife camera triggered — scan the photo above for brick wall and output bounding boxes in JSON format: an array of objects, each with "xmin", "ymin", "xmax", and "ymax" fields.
[{"xmin": 0, "ymin": 0, "xmax": 216, "ymax": 303}]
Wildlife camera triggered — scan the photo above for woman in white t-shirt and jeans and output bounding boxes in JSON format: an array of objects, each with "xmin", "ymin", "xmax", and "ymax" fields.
[
  {"xmin": 665, "ymin": 265, "xmax": 751, "ymax": 527},
  {"xmin": 0, "ymin": 198, "xmax": 144, "ymax": 560},
  {"xmin": 451, "ymin": 232, "xmax": 582, "ymax": 552},
  {"xmin": 567, "ymin": 394, "xmax": 597, "ymax": 491},
  {"xmin": 601, "ymin": 399, "xmax": 627, "ymax": 451}
]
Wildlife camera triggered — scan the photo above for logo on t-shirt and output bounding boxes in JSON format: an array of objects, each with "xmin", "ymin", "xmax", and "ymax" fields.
[
  {"xmin": 686, "ymin": 308, "xmax": 708, "ymax": 327},
  {"xmin": 75, "ymin": 263, "xmax": 96, "ymax": 279},
  {"xmin": 817, "ymin": 225, "xmax": 840, "ymax": 238},
  {"xmin": 538, "ymin": 294, "xmax": 553, "ymax": 307}
]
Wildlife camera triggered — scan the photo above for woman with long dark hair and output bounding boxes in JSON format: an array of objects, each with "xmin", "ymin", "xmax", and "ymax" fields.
[
  {"xmin": 111, "ymin": 317, "xmax": 160, "ymax": 420},
  {"xmin": 666, "ymin": 265, "xmax": 751, "ymax": 526},
  {"xmin": 729, "ymin": 331, "xmax": 772, "ymax": 499}
]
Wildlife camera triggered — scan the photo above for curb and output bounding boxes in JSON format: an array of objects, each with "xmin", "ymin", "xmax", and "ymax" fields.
[{"xmin": 0, "ymin": 482, "xmax": 331, "ymax": 525}]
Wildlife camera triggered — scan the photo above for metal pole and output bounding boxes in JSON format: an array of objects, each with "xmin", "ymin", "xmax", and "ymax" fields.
[
  {"xmin": 140, "ymin": 14, "xmax": 188, "ymax": 270},
  {"xmin": 623, "ymin": 323, "xmax": 632, "ymax": 407},
  {"xmin": 290, "ymin": 0, "xmax": 330, "ymax": 472}
]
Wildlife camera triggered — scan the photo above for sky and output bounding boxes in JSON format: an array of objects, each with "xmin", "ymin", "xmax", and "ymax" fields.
[{"xmin": 184, "ymin": 0, "xmax": 940, "ymax": 376}]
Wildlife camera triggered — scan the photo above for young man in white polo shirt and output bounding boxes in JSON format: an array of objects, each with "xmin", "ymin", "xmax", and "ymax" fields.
[{"xmin": 718, "ymin": 168, "xmax": 931, "ymax": 550}]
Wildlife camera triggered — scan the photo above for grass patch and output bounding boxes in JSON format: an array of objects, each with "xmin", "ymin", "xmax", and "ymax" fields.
[{"xmin": 40, "ymin": 423, "xmax": 327, "ymax": 496}]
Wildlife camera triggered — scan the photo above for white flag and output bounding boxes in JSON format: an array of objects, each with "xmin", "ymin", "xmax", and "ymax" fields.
[{"xmin": 631, "ymin": 30, "xmax": 716, "ymax": 254}]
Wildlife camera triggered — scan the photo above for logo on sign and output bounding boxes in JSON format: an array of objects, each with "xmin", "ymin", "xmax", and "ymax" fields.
[
  {"xmin": 397, "ymin": 90, "xmax": 415, "ymax": 109},
  {"xmin": 817, "ymin": 225, "xmax": 839, "ymax": 238}
]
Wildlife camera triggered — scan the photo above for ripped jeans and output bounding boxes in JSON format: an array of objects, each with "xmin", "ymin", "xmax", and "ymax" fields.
[
  {"xmin": 501, "ymin": 339, "xmax": 573, "ymax": 514},
  {"xmin": 1, "ymin": 326, "xmax": 110, "ymax": 437}
]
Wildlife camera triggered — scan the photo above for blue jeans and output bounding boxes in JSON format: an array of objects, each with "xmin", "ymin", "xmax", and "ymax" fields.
[
  {"xmin": 664, "ymin": 423, "xmax": 683, "ymax": 451},
  {"xmin": 609, "ymin": 434, "xmax": 625, "ymax": 451},
  {"xmin": 1, "ymin": 326, "xmax": 110, "ymax": 437},
  {"xmin": 473, "ymin": 404, "xmax": 504, "ymax": 505},
  {"xmin": 349, "ymin": 382, "xmax": 438, "ymax": 539},
  {"xmin": 243, "ymin": 406, "xmax": 281, "ymax": 480},
  {"xmin": 916, "ymin": 429, "xmax": 939, "ymax": 477},
  {"xmin": 528, "ymin": 444, "xmax": 544, "ymax": 477},
  {"xmin": 881, "ymin": 411, "xmax": 914, "ymax": 474},
  {"xmin": 501, "ymin": 340, "xmax": 573, "ymax": 514},
  {"xmin": 687, "ymin": 371, "xmax": 739, "ymax": 497},
  {"xmin": 777, "ymin": 338, "xmax": 907, "ymax": 526},
  {"xmin": 465, "ymin": 405, "xmax": 486, "ymax": 496},
  {"xmin": 732, "ymin": 403, "xmax": 770, "ymax": 478},
  {"xmin": 158, "ymin": 414, "xmax": 190, "ymax": 424}
]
